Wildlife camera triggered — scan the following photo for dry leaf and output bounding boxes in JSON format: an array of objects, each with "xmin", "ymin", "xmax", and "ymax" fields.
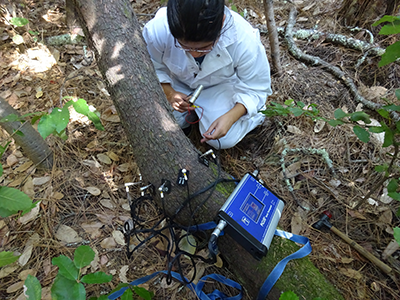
[
  {"xmin": 35, "ymin": 87, "xmax": 43, "ymax": 98},
  {"xmin": 90, "ymin": 247, "xmax": 100, "ymax": 272},
  {"xmin": 0, "ymin": 220, "xmax": 9, "ymax": 247},
  {"xmin": 15, "ymin": 161, "xmax": 33, "ymax": 173},
  {"xmin": 100, "ymin": 199, "xmax": 115, "ymax": 209},
  {"xmin": 55, "ymin": 225, "xmax": 82, "ymax": 243},
  {"xmin": 339, "ymin": 268, "xmax": 363, "ymax": 280},
  {"xmin": 32, "ymin": 176, "xmax": 51, "ymax": 186},
  {"xmin": 0, "ymin": 265, "xmax": 19, "ymax": 279},
  {"xmin": 7, "ymin": 281, "xmax": 24, "ymax": 293},
  {"xmin": 117, "ymin": 163, "xmax": 130, "ymax": 172},
  {"xmin": 52, "ymin": 192, "xmax": 64, "ymax": 200},
  {"xmin": 22, "ymin": 176, "xmax": 35, "ymax": 198},
  {"xmin": 6, "ymin": 154, "xmax": 18, "ymax": 167},
  {"xmin": 19, "ymin": 201, "xmax": 40, "ymax": 225},
  {"xmin": 102, "ymin": 106, "xmax": 120, "ymax": 122},
  {"xmin": 43, "ymin": 258, "xmax": 52, "ymax": 276},
  {"xmin": 119, "ymin": 265, "xmax": 129, "ymax": 283},
  {"xmin": 15, "ymin": 292, "xmax": 27, "ymax": 300},
  {"xmin": 214, "ymin": 254, "xmax": 223, "ymax": 268},
  {"xmin": 314, "ymin": 119, "xmax": 326, "ymax": 133},
  {"xmin": 284, "ymin": 161, "xmax": 301, "ymax": 178},
  {"xmin": 378, "ymin": 210, "xmax": 393, "ymax": 224},
  {"xmin": 41, "ymin": 286, "xmax": 52, "ymax": 300},
  {"xmin": 100, "ymin": 237, "xmax": 116, "ymax": 249},
  {"xmin": 329, "ymin": 179, "xmax": 341, "ymax": 188},
  {"xmin": 379, "ymin": 188, "xmax": 393, "ymax": 204},
  {"xmin": 86, "ymin": 186, "xmax": 101, "ymax": 196},
  {"xmin": 82, "ymin": 159, "xmax": 101, "ymax": 168},
  {"xmin": 18, "ymin": 245, "xmax": 33, "ymax": 267},
  {"xmin": 287, "ymin": 125, "xmax": 302, "ymax": 135},
  {"xmin": 112, "ymin": 230, "xmax": 126, "ymax": 246},
  {"xmin": 107, "ymin": 151, "xmax": 119, "ymax": 161},
  {"xmin": 95, "ymin": 212, "xmax": 115, "ymax": 225},
  {"xmin": 348, "ymin": 210, "xmax": 366, "ymax": 220},
  {"xmin": 382, "ymin": 240, "xmax": 400, "ymax": 260},
  {"xmin": 341, "ymin": 257, "xmax": 354, "ymax": 264},
  {"xmin": 97, "ymin": 153, "xmax": 112, "ymax": 165},
  {"xmin": 81, "ymin": 222, "xmax": 103, "ymax": 239},
  {"xmin": 291, "ymin": 212, "xmax": 303, "ymax": 235},
  {"xmin": 100, "ymin": 255, "xmax": 109, "ymax": 265}
]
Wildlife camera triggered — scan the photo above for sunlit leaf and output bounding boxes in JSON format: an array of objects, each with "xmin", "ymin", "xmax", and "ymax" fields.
[
  {"xmin": 0, "ymin": 251, "xmax": 19, "ymax": 267},
  {"xmin": 74, "ymin": 245, "xmax": 95, "ymax": 268},
  {"xmin": 52, "ymin": 256, "xmax": 79, "ymax": 281},
  {"xmin": 379, "ymin": 41, "xmax": 400, "ymax": 67},
  {"xmin": 279, "ymin": 290, "xmax": 299, "ymax": 300},
  {"xmin": 353, "ymin": 125, "xmax": 370, "ymax": 143},
  {"xmin": 24, "ymin": 274, "xmax": 42, "ymax": 300},
  {"xmin": 71, "ymin": 98, "xmax": 104, "ymax": 131},
  {"xmin": 10, "ymin": 17, "xmax": 29, "ymax": 27},
  {"xmin": 377, "ymin": 108, "xmax": 390, "ymax": 119},
  {"xmin": 81, "ymin": 272, "xmax": 112, "ymax": 284},
  {"xmin": 12, "ymin": 34, "xmax": 24, "ymax": 45},
  {"xmin": 284, "ymin": 99, "xmax": 294, "ymax": 106},
  {"xmin": 388, "ymin": 192, "xmax": 400, "ymax": 201},
  {"xmin": 121, "ymin": 288, "xmax": 133, "ymax": 300},
  {"xmin": 38, "ymin": 106, "xmax": 70, "ymax": 139}
]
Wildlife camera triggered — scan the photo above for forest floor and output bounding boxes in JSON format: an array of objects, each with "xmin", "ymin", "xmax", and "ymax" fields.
[{"xmin": 0, "ymin": 0, "xmax": 400, "ymax": 299}]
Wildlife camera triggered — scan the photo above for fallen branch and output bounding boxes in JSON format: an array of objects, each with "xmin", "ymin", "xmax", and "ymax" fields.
[{"xmin": 284, "ymin": 7, "xmax": 400, "ymax": 122}]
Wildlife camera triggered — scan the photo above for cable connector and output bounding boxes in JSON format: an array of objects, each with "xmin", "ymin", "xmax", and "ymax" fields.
[
  {"xmin": 140, "ymin": 183, "xmax": 153, "ymax": 196},
  {"xmin": 158, "ymin": 179, "xmax": 171, "ymax": 198},
  {"xmin": 177, "ymin": 168, "xmax": 189, "ymax": 186},
  {"xmin": 198, "ymin": 149, "xmax": 216, "ymax": 167},
  {"xmin": 208, "ymin": 220, "xmax": 227, "ymax": 263}
]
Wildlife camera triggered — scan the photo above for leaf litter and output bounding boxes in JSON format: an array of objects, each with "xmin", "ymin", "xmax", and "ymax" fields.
[{"xmin": 0, "ymin": 0, "xmax": 399, "ymax": 299}]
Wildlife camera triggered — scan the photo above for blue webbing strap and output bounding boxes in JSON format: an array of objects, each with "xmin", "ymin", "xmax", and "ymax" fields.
[
  {"xmin": 108, "ymin": 229, "xmax": 311, "ymax": 300},
  {"xmin": 256, "ymin": 229, "xmax": 312, "ymax": 300},
  {"xmin": 107, "ymin": 270, "xmax": 242, "ymax": 300}
]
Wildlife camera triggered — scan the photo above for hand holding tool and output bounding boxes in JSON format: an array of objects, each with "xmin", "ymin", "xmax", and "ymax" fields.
[
  {"xmin": 188, "ymin": 85, "xmax": 203, "ymax": 106},
  {"xmin": 312, "ymin": 211, "xmax": 392, "ymax": 274}
]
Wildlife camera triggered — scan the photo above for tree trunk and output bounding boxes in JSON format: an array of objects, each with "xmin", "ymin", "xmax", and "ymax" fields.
[
  {"xmin": 337, "ymin": 0, "xmax": 389, "ymax": 26},
  {"xmin": 71, "ymin": 1, "xmax": 344, "ymax": 299},
  {"xmin": 263, "ymin": 0, "xmax": 282, "ymax": 75},
  {"xmin": 0, "ymin": 97, "xmax": 53, "ymax": 169}
]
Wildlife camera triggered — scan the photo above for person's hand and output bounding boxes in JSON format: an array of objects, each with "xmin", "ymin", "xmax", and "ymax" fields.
[
  {"xmin": 161, "ymin": 83, "xmax": 194, "ymax": 113},
  {"xmin": 201, "ymin": 103, "xmax": 247, "ymax": 144},
  {"xmin": 201, "ymin": 113, "xmax": 235, "ymax": 143}
]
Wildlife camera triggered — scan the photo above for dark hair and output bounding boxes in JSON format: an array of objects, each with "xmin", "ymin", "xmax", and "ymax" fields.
[{"xmin": 167, "ymin": 0, "xmax": 225, "ymax": 42}]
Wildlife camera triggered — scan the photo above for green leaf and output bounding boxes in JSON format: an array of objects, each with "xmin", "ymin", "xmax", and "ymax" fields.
[
  {"xmin": 0, "ymin": 206, "xmax": 14, "ymax": 218},
  {"xmin": 0, "ymin": 251, "xmax": 19, "ymax": 267},
  {"xmin": 38, "ymin": 106, "xmax": 70, "ymax": 139},
  {"xmin": 284, "ymin": 99, "xmax": 294, "ymax": 106},
  {"xmin": 379, "ymin": 41, "xmax": 400, "ymax": 67},
  {"xmin": 382, "ymin": 104, "xmax": 400, "ymax": 112},
  {"xmin": 396, "ymin": 89, "xmax": 400, "ymax": 101},
  {"xmin": 368, "ymin": 126, "xmax": 385, "ymax": 133},
  {"xmin": 388, "ymin": 192, "xmax": 400, "ymax": 201},
  {"xmin": 334, "ymin": 108, "xmax": 349, "ymax": 119},
  {"xmin": 24, "ymin": 275, "xmax": 42, "ymax": 300},
  {"xmin": 74, "ymin": 245, "xmax": 95, "ymax": 268},
  {"xmin": 353, "ymin": 125, "xmax": 370, "ymax": 143},
  {"xmin": 379, "ymin": 20, "xmax": 400, "ymax": 35},
  {"xmin": 132, "ymin": 286, "xmax": 154, "ymax": 300},
  {"xmin": 52, "ymin": 255, "xmax": 79, "ymax": 281},
  {"xmin": 375, "ymin": 164, "xmax": 388, "ymax": 173},
  {"xmin": 12, "ymin": 34, "xmax": 24, "ymax": 45},
  {"xmin": 0, "ymin": 163, "xmax": 3, "ymax": 177},
  {"xmin": 0, "ymin": 141, "xmax": 11, "ymax": 157},
  {"xmin": 0, "ymin": 113, "xmax": 20, "ymax": 123},
  {"xmin": 10, "ymin": 17, "xmax": 29, "ymax": 27},
  {"xmin": 81, "ymin": 272, "xmax": 112, "ymax": 284},
  {"xmin": 382, "ymin": 129, "xmax": 394, "ymax": 147},
  {"xmin": 0, "ymin": 186, "xmax": 33, "ymax": 215},
  {"xmin": 279, "ymin": 291, "xmax": 299, "ymax": 300},
  {"xmin": 372, "ymin": 15, "xmax": 400, "ymax": 26},
  {"xmin": 387, "ymin": 179, "xmax": 399, "ymax": 193},
  {"xmin": 121, "ymin": 288, "xmax": 133, "ymax": 300},
  {"xmin": 394, "ymin": 227, "xmax": 400, "ymax": 247},
  {"xmin": 71, "ymin": 99, "xmax": 104, "ymax": 131},
  {"xmin": 328, "ymin": 119, "xmax": 344, "ymax": 127},
  {"xmin": 297, "ymin": 101, "xmax": 305, "ymax": 108},
  {"xmin": 51, "ymin": 275, "xmax": 85, "ymax": 300},
  {"xmin": 350, "ymin": 111, "xmax": 371, "ymax": 124},
  {"xmin": 289, "ymin": 107, "xmax": 304, "ymax": 117}
]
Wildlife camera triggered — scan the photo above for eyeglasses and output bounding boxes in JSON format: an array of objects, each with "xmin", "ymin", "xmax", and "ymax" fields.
[{"xmin": 174, "ymin": 39, "xmax": 216, "ymax": 53}]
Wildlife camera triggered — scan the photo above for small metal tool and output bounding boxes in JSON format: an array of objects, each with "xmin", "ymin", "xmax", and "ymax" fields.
[{"xmin": 188, "ymin": 85, "xmax": 204, "ymax": 105}]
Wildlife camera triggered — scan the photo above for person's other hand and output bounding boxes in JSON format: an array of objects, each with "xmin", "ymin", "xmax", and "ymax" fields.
[{"xmin": 201, "ymin": 113, "xmax": 235, "ymax": 143}]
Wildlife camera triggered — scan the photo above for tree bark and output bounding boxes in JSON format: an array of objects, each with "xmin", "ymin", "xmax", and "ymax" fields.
[
  {"xmin": 263, "ymin": 0, "xmax": 282, "ymax": 75},
  {"xmin": 0, "ymin": 97, "xmax": 53, "ymax": 169},
  {"xmin": 71, "ymin": 1, "xmax": 344, "ymax": 299}
]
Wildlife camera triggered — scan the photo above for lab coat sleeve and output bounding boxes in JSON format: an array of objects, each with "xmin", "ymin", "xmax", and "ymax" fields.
[
  {"xmin": 232, "ymin": 36, "xmax": 272, "ymax": 120},
  {"xmin": 142, "ymin": 15, "xmax": 173, "ymax": 84}
]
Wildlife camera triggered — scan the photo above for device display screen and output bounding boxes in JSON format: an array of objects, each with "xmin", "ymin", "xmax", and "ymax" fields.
[{"xmin": 240, "ymin": 194, "xmax": 264, "ymax": 222}]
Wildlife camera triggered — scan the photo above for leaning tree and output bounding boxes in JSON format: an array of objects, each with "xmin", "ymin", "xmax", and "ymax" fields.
[{"xmin": 68, "ymin": 0, "xmax": 343, "ymax": 299}]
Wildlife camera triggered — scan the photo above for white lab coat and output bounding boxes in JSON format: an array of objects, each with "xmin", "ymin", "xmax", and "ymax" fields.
[{"xmin": 143, "ymin": 7, "xmax": 272, "ymax": 149}]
